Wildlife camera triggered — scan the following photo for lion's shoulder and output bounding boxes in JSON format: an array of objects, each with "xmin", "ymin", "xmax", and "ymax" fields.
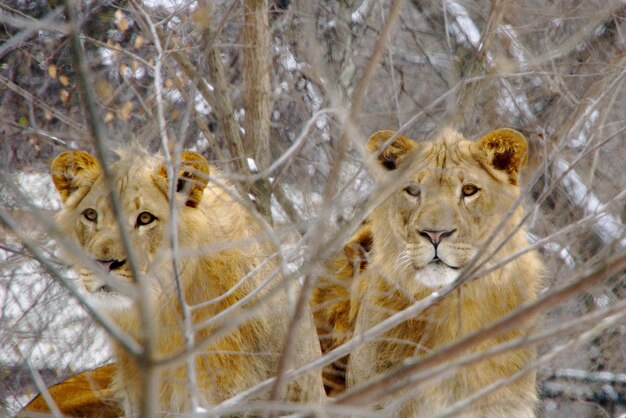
[
  {"xmin": 310, "ymin": 222, "xmax": 372, "ymax": 394},
  {"xmin": 19, "ymin": 365, "xmax": 120, "ymax": 418}
]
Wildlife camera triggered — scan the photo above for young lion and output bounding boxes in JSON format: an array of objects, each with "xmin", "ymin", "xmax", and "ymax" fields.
[
  {"xmin": 313, "ymin": 129, "xmax": 543, "ymax": 417},
  {"xmin": 51, "ymin": 149, "xmax": 325, "ymax": 415}
]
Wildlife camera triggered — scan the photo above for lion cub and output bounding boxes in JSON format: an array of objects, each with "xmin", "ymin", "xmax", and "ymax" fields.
[
  {"xmin": 312, "ymin": 129, "xmax": 543, "ymax": 417},
  {"xmin": 51, "ymin": 149, "xmax": 325, "ymax": 415}
]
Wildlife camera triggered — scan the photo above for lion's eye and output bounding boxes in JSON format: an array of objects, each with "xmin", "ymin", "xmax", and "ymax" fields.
[
  {"xmin": 403, "ymin": 184, "xmax": 421, "ymax": 197},
  {"xmin": 82, "ymin": 208, "xmax": 98, "ymax": 222},
  {"xmin": 136, "ymin": 211, "xmax": 156, "ymax": 227},
  {"xmin": 462, "ymin": 184, "xmax": 479, "ymax": 197}
]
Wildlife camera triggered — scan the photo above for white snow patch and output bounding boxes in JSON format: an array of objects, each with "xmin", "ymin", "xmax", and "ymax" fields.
[
  {"xmin": 446, "ymin": 0, "xmax": 481, "ymax": 48},
  {"xmin": 274, "ymin": 81, "xmax": 289, "ymax": 95},
  {"xmin": 143, "ymin": 0, "xmax": 187, "ymax": 9},
  {"xmin": 594, "ymin": 294, "xmax": 610, "ymax": 309},
  {"xmin": 194, "ymin": 92, "xmax": 212, "ymax": 115},
  {"xmin": 570, "ymin": 109, "xmax": 599, "ymax": 148},
  {"xmin": 16, "ymin": 173, "xmax": 60, "ymax": 210},
  {"xmin": 551, "ymin": 17, "xmax": 564, "ymax": 28},
  {"xmin": 234, "ymin": 108, "xmax": 245, "ymax": 121},
  {"xmin": 201, "ymin": 79, "xmax": 214, "ymax": 92},
  {"xmin": 1, "ymin": 260, "xmax": 111, "ymax": 413},
  {"xmin": 351, "ymin": 0, "xmax": 374, "ymax": 24},
  {"xmin": 315, "ymin": 117, "xmax": 327, "ymax": 131},
  {"xmin": 133, "ymin": 65, "xmax": 146, "ymax": 80},
  {"xmin": 166, "ymin": 15, "xmax": 183, "ymax": 31},
  {"xmin": 528, "ymin": 232, "xmax": 576, "ymax": 268},
  {"xmin": 99, "ymin": 47, "xmax": 113, "ymax": 67},
  {"xmin": 544, "ymin": 242, "xmax": 576, "ymax": 268},
  {"xmin": 498, "ymin": 24, "xmax": 528, "ymax": 69},
  {"xmin": 246, "ymin": 157, "xmax": 258, "ymax": 173},
  {"xmin": 120, "ymin": 65, "xmax": 132, "ymax": 78},
  {"xmin": 279, "ymin": 49, "xmax": 301, "ymax": 72},
  {"xmin": 166, "ymin": 88, "xmax": 183, "ymax": 103}
]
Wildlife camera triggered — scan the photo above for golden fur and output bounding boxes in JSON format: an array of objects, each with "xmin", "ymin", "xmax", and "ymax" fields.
[
  {"xmin": 310, "ymin": 223, "xmax": 372, "ymax": 395},
  {"xmin": 313, "ymin": 129, "xmax": 543, "ymax": 417},
  {"xmin": 51, "ymin": 149, "xmax": 325, "ymax": 415},
  {"xmin": 19, "ymin": 365, "xmax": 120, "ymax": 418}
]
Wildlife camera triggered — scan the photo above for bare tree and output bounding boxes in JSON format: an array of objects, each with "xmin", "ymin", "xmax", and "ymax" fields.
[{"xmin": 1, "ymin": 1, "xmax": 625, "ymax": 417}]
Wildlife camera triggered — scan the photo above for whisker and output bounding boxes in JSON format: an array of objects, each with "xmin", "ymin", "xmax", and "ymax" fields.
[{"xmin": 393, "ymin": 250, "xmax": 412, "ymax": 274}]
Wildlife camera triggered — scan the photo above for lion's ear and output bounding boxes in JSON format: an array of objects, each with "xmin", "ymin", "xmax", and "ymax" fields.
[
  {"xmin": 343, "ymin": 224, "xmax": 373, "ymax": 273},
  {"xmin": 51, "ymin": 151, "xmax": 101, "ymax": 203},
  {"xmin": 156, "ymin": 151, "xmax": 210, "ymax": 208},
  {"xmin": 366, "ymin": 130, "xmax": 416, "ymax": 171},
  {"xmin": 476, "ymin": 128, "xmax": 528, "ymax": 185}
]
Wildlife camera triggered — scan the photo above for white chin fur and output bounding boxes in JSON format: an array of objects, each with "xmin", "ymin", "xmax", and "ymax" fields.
[
  {"xmin": 414, "ymin": 263, "xmax": 459, "ymax": 289},
  {"xmin": 89, "ymin": 291, "xmax": 133, "ymax": 312}
]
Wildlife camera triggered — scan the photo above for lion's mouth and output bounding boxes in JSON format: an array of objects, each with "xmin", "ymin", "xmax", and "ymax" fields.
[
  {"xmin": 97, "ymin": 258, "xmax": 127, "ymax": 271},
  {"xmin": 94, "ymin": 284, "xmax": 114, "ymax": 294},
  {"xmin": 430, "ymin": 257, "xmax": 460, "ymax": 270}
]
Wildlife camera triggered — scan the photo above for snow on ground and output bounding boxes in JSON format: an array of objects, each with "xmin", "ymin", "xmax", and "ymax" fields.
[
  {"xmin": 15, "ymin": 172, "xmax": 60, "ymax": 211},
  {"xmin": 2, "ymin": 172, "xmax": 111, "ymax": 413}
]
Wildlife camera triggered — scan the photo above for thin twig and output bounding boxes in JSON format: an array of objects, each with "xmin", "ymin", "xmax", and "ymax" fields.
[
  {"xmin": 63, "ymin": 2, "xmax": 158, "ymax": 415},
  {"xmin": 14, "ymin": 346, "xmax": 63, "ymax": 418},
  {"xmin": 0, "ymin": 181, "xmax": 141, "ymax": 355},
  {"xmin": 132, "ymin": 1, "xmax": 202, "ymax": 411},
  {"xmin": 435, "ymin": 304, "xmax": 626, "ymax": 417}
]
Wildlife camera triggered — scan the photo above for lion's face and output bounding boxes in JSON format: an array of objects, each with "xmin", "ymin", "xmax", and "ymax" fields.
[
  {"xmin": 51, "ymin": 150, "xmax": 209, "ymax": 310},
  {"xmin": 368, "ymin": 128, "xmax": 528, "ymax": 290}
]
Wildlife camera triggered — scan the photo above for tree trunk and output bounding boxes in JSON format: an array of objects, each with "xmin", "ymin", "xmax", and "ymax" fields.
[{"xmin": 243, "ymin": 0, "xmax": 273, "ymax": 221}]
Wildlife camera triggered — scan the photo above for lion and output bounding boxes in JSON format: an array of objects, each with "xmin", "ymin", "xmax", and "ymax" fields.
[
  {"xmin": 50, "ymin": 148, "xmax": 325, "ymax": 415},
  {"xmin": 310, "ymin": 222, "xmax": 372, "ymax": 395},
  {"xmin": 19, "ymin": 364, "xmax": 121, "ymax": 418},
  {"xmin": 312, "ymin": 128, "xmax": 543, "ymax": 417}
]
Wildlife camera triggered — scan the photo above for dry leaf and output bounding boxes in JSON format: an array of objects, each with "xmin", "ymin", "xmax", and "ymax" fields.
[
  {"xmin": 134, "ymin": 35, "xmax": 144, "ymax": 49},
  {"xmin": 95, "ymin": 79, "xmax": 113, "ymax": 101},
  {"xmin": 58, "ymin": 75, "xmax": 70, "ymax": 86},
  {"xmin": 105, "ymin": 112, "xmax": 115, "ymax": 123},
  {"xmin": 108, "ymin": 42, "xmax": 123, "ymax": 58},
  {"xmin": 119, "ymin": 63, "xmax": 130, "ymax": 77},
  {"xmin": 115, "ymin": 9, "xmax": 129, "ymax": 33},
  {"xmin": 48, "ymin": 65, "xmax": 57, "ymax": 79},
  {"xmin": 119, "ymin": 101, "xmax": 133, "ymax": 121},
  {"xmin": 60, "ymin": 89, "xmax": 69, "ymax": 103}
]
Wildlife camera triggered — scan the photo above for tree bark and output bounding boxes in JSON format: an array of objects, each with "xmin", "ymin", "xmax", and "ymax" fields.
[{"xmin": 243, "ymin": 0, "xmax": 273, "ymax": 221}]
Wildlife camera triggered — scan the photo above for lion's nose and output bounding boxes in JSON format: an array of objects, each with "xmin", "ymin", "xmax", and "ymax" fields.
[{"xmin": 419, "ymin": 229, "xmax": 456, "ymax": 247}]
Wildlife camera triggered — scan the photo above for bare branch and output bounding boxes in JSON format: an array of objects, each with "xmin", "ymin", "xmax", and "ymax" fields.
[{"xmin": 62, "ymin": 1, "xmax": 158, "ymax": 415}]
